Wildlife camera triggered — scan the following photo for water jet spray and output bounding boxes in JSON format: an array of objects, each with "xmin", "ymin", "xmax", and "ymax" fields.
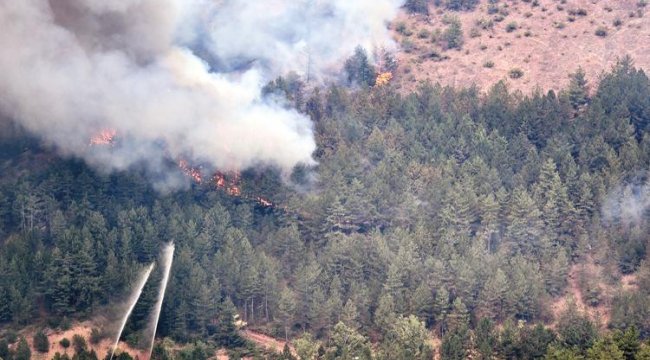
[
  {"xmin": 110, "ymin": 263, "xmax": 155, "ymax": 360},
  {"xmin": 147, "ymin": 243, "xmax": 175, "ymax": 359}
]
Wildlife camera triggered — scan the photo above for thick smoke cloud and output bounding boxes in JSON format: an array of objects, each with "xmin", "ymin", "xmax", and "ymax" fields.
[{"xmin": 0, "ymin": 0, "xmax": 403, "ymax": 189}]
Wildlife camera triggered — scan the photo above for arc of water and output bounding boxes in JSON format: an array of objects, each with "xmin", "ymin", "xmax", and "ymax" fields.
[
  {"xmin": 147, "ymin": 243, "xmax": 175, "ymax": 359},
  {"xmin": 110, "ymin": 263, "xmax": 155, "ymax": 360}
]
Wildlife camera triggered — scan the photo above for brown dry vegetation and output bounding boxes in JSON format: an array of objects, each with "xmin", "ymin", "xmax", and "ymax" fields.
[
  {"xmin": 240, "ymin": 330, "xmax": 295, "ymax": 357},
  {"xmin": 21, "ymin": 321, "xmax": 144, "ymax": 360},
  {"xmin": 391, "ymin": 0, "xmax": 650, "ymax": 93},
  {"xmin": 548, "ymin": 255, "xmax": 640, "ymax": 330}
]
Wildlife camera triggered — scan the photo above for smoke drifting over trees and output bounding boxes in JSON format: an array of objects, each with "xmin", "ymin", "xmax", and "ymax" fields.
[
  {"xmin": 602, "ymin": 178, "xmax": 650, "ymax": 227},
  {"xmin": 0, "ymin": 0, "xmax": 403, "ymax": 188}
]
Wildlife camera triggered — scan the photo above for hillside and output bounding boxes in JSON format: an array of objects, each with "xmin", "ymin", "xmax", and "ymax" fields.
[
  {"xmin": 392, "ymin": 0, "xmax": 650, "ymax": 93},
  {"xmin": 1, "ymin": 1, "xmax": 650, "ymax": 360}
]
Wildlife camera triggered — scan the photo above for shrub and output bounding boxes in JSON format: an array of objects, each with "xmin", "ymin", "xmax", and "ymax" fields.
[
  {"xmin": 405, "ymin": 0, "xmax": 429, "ymax": 14},
  {"xmin": 469, "ymin": 27, "xmax": 481, "ymax": 38},
  {"xmin": 417, "ymin": 29, "xmax": 430, "ymax": 39},
  {"xmin": 443, "ymin": 17, "xmax": 464, "ymax": 49},
  {"xmin": 509, "ymin": 68, "xmax": 524, "ymax": 79},
  {"xmin": 395, "ymin": 22, "xmax": 407, "ymax": 35},
  {"xmin": 595, "ymin": 26, "xmax": 608, "ymax": 37},
  {"xmin": 422, "ymin": 49, "xmax": 444, "ymax": 61},
  {"xmin": 568, "ymin": 8, "xmax": 587, "ymax": 16},
  {"xmin": 483, "ymin": 60, "xmax": 495, "ymax": 68},
  {"xmin": 613, "ymin": 18, "xmax": 623, "ymax": 27},
  {"xmin": 0, "ymin": 339, "xmax": 9, "ymax": 360},
  {"xmin": 5, "ymin": 331, "xmax": 18, "ymax": 344},
  {"xmin": 401, "ymin": 39, "xmax": 415, "ymax": 53},
  {"xmin": 59, "ymin": 338, "xmax": 70, "ymax": 351},
  {"xmin": 33, "ymin": 330, "xmax": 49, "ymax": 353},
  {"xmin": 72, "ymin": 335, "xmax": 87, "ymax": 354},
  {"xmin": 442, "ymin": 0, "xmax": 480, "ymax": 11},
  {"xmin": 89, "ymin": 328, "xmax": 102, "ymax": 345},
  {"xmin": 505, "ymin": 22, "xmax": 518, "ymax": 32},
  {"xmin": 476, "ymin": 18, "xmax": 494, "ymax": 29},
  {"xmin": 15, "ymin": 338, "xmax": 30, "ymax": 360}
]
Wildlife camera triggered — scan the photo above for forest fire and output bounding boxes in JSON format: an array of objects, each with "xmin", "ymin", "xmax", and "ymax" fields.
[
  {"xmin": 89, "ymin": 128, "xmax": 117, "ymax": 146},
  {"xmin": 178, "ymin": 160, "xmax": 203, "ymax": 183},
  {"xmin": 257, "ymin": 197, "xmax": 273, "ymax": 207},
  {"xmin": 176, "ymin": 162, "xmax": 276, "ymax": 209},
  {"xmin": 213, "ymin": 171, "xmax": 241, "ymax": 196},
  {"xmin": 375, "ymin": 72, "xmax": 392, "ymax": 87}
]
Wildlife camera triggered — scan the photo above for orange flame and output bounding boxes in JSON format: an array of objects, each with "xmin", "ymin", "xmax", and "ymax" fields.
[
  {"xmin": 257, "ymin": 197, "xmax": 273, "ymax": 207},
  {"xmin": 89, "ymin": 128, "xmax": 117, "ymax": 146},
  {"xmin": 182, "ymin": 163, "xmax": 276, "ymax": 209},
  {"xmin": 214, "ymin": 172, "xmax": 226, "ymax": 188},
  {"xmin": 213, "ymin": 171, "xmax": 242, "ymax": 196},
  {"xmin": 375, "ymin": 72, "xmax": 393, "ymax": 87},
  {"xmin": 178, "ymin": 159, "xmax": 203, "ymax": 183}
]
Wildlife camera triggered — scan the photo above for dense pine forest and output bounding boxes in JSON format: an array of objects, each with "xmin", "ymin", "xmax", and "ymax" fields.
[{"xmin": 1, "ymin": 57, "xmax": 650, "ymax": 359}]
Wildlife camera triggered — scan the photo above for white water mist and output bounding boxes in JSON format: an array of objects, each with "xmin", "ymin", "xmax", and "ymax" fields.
[
  {"xmin": 110, "ymin": 263, "xmax": 155, "ymax": 360},
  {"xmin": 147, "ymin": 243, "xmax": 175, "ymax": 359}
]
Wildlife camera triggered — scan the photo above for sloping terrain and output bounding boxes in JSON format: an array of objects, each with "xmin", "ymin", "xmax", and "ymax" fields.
[{"xmin": 392, "ymin": 0, "xmax": 650, "ymax": 93}]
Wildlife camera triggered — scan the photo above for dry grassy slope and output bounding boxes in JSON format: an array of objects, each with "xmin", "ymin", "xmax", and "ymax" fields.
[
  {"xmin": 391, "ymin": 0, "xmax": 650, "ymax": 94},
  {"xmin": 20, "ymin": 321, "xmax": 145, "ymax": 360}
]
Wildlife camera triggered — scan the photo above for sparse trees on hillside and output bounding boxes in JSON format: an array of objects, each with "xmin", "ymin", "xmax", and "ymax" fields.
[
  {"xmin": 405, "ymin": 0, "xmax": 429, "ymax": 14},
  {"xmin": 344, "ymin": 47, "xmax": 377, "ymax": 87},
  {"xmin": 442, "ymin": 17, "xmax": 464, "ymax": 49},
  {"xmin": 0, "ymin": 58, "xmax": 649, "ymax": 359},
  {"xmin": 33, "ymin": 331, "xmax": 48, "ymax": 353}
]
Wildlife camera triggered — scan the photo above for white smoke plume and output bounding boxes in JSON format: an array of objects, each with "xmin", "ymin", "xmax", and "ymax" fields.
[
  {"xmin": 0, "ymin": 0, "xmax": 403, "ymax": 189},
  {"xmin": 601, "ymin": 176, "xmax": 650, "ymax": 227}
]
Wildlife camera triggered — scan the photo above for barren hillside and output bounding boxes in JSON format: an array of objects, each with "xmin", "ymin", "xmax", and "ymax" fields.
[{"xmin": 391, "ymin": 0, "xmax": 650, "ymax": 93}]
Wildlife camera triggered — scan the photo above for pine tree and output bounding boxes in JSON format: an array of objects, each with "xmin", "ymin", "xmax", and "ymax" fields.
[
  {"xmin": 613, "ymin": 327, "xmax": 640, "ymax": 360},
  {"xmin": 505, "ymin": 187, "xmax": 544, "ymax": 256},
  {"xmin": 33, "ymin": 330, "xmax": 49, "ymax": 353},
  {"xmin": 14, "ymin": 337, "xmax": 30, "ymax": 360},
  {"xmin": 47, "ymin": 247, "xmax": 74, "ymax": 315},
  {"xmin": 474, "ymin": 318, "xmax": 497, "ymax": 360},
  {"xmin": 294, "ymin": 333, "xmax": 320, "ymax": 360},
  {"xmin": 379, "ymin": 315, "xmax": 433, "ymax": 360},
  {"xmin": 341, "ymin": 300, "xmax": 360, "ymax": 330},
  {"xmin": 374, "ymin": 293, "xmax": 397, "ymax": 335},
  {"xmin": 567, "ymin": 67, "xmax": 589, "ymax": 111},
  {"xmin": 587, "ymin": 337, "xmax": 624, "ymax": 360},
  {"xmin": 412, "ymin": 282, "xmax": 434, "ymax": 325},
  {"xmin": 326, "ymin": 322, "xmax": 372, "ymax": 360},
  {"xmin": 344, "ymin": 47, "xmax": 377, "ymax": 87},
  {"xmin": 277, "ymin": 287, "xmax": 296, "ymax": 341},
  {"xmin": 479, "ymin": 268, "xmax": 509, "ymax": 321},
  {"xmin": 434, "ymin": 287, "xmax": 450, "ymax": 335},
  {"xmin": 0, "ymin": 285, "xmax": 11, "ymax": 322},
  {"xmin": 447, "ymin": 298, "xmax": 469, "ymax": 333}
]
